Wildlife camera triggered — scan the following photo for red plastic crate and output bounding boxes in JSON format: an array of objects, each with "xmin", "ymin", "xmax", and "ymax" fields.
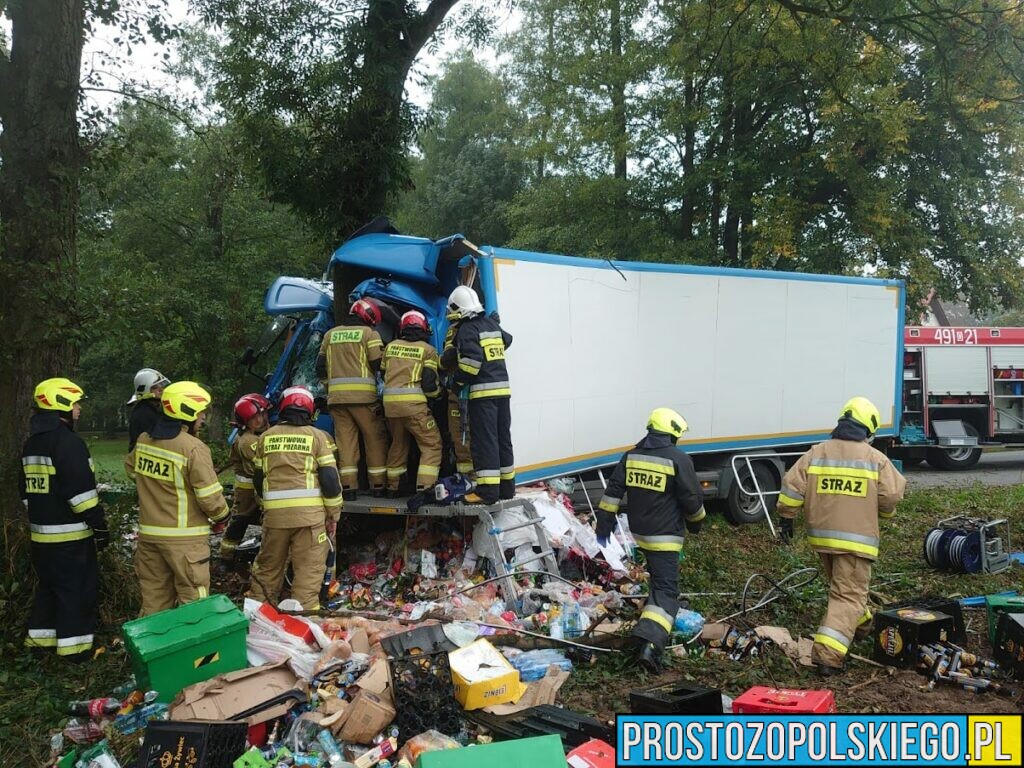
[
  {"xmin": 732, "ymin": 686, "xmax": 836, "ymax": 714},
  {"xmin": 567, "ymin": 739, "xmax": 615, "ymax": 768}
]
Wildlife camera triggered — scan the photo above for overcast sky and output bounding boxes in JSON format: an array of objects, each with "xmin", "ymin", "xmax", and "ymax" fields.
[{"xmin": 79, "ymin": 0, "xmax": 519, "ymax": 113}]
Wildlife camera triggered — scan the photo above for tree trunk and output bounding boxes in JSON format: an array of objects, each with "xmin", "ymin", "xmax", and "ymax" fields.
[
  {"xmin": 609, "ymin": 0, "xmax": 627, "ymax": 180},
  {"xmin": 680, "ymin": 77, "xmax": 696, "ymax": 240},
  {"xmin": 0, "ymin": 0, "xmax": 86, "ymax": 520}
]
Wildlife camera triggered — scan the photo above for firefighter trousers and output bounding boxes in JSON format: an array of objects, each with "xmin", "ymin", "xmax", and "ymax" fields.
[
  {"xmin": 385, "ymin": 404, "xmax": 442, "ymax": 491},
  {"xmin": 250, "ymin": 524, "xmax": 329, "ymax": 610},
  {"xmin": 135, "ymin": 538, "xmax": 210, "ymax": 616},
  {"xmin": 330, "ymin": 403, "xmax": 388, "ymax": 491},
  {"xmin": 220, "ymin": 488, "xmax": 260, "ymax": 561},
  {"xmin": 467, "ymin": 396, "xmax": 514, "ymax": 503},
  {"xmin": 812, "ymin": 552, "xmax": 872, "ymax": 668},
  {"xmin": 26, "ymin": 539, "xmax": 98, "ymax": 659},
  {"xmin": 447, "ymin": 391, "xmax": 473, "ymax": 474},
  {"xmin": 633, "ymin": 548, "xmax": 679, "ymax": 651}
]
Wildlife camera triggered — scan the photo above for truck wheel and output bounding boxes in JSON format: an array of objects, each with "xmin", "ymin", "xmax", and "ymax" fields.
[
  {"xmin": 723, "ymin": 463, "xmax": 776, "ymax": 526},
  {"xmin": 925, "ymin": 423, "xmax": 982, "ymax": 471}
]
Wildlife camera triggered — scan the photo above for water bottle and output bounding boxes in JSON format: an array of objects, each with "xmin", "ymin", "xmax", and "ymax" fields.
[
  {"xmin": 69, "ymin": 698, "xmax": 121, "ymax": 719},
  {"xmin": 109, "ymin": 676, "xmax": 137, "ymax": 698},
  {"xmin": 561, "ymin": 601, "xmax": 582, "ymax": 639},
  {"xmin": 316, "ymin": 730, "xmax": 343, "ymax": 766}
]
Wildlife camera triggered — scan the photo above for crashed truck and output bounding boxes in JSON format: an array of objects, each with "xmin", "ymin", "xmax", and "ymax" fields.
[{"xmin": 240, "ymin": 222, "xmax": 906, "ymax": 525}]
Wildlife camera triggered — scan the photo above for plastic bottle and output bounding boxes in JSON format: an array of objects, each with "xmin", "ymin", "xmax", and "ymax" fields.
[
  {"xmin": 317, "ymin": 730, "xmax": 344, "ymax": 766},
  {"xmin": 109, "ymin": 677, "xmax": 137, "ymax": 698},
  {"xmin": 69, "ymin": 698, "xmax": 121, "ymax": 719},
  {"xmin": 561, "ymin": 601, "xmax": 582, "ymax": 639},
  {"xmin": 549, "ymin": 618, "xmax": 564, "ymax": 640}
]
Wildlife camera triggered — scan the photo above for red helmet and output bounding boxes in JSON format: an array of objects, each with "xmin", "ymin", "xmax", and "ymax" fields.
[
  {"xmin": 234, "ymin": 393, "xmax": 271, "ymax": 424},
  {"xmin": 279, "ymin": 386, "xmax": 315, "ymax": 415},
  {"xmin": 350, "ymin": 298, "xmax": 382, "ymax": 326},
  {"xmin": 400, "ymin": 310, "xmax": 428, "ymax": 333}
]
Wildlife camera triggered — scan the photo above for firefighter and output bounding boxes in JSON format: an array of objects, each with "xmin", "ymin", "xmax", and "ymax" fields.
[
  {"xmin": 595, "ymin": 407, "xmax": 705, "ymax": 673},
  {"xmin": 126, "ymin": 381, "xmax": 230, "ymax": 615},
  {"xmin": 21, "ymin": 378, "xmax": 109, "ymax": 661},
  {"xmin": 250, "ymin": 386, "xmax": 343, "ymax": 609},
  {"xmin": 381, "ymin": 311, "xmax": 443, "ymax": 494},
  {"xmin": 776, "ymin": 396, "xmax": 906, "ymax": 676},
  {"xmin": 127, "ymin": 368, "xmax": 170, "ymax": 451},
  {"xmin": 316, "ymin": 298, "xmax": 389, "ymax": 498},
  {"xmin": 440, "ymin": 319, "xmax": 473, "ymax": 476},
  {"xmin": 446, "ymin": 286, "xmax": 514, "ymax": 504},
  {"xmin": 218, "ymin": 393, "xmax": 271, "ymax": 567}
]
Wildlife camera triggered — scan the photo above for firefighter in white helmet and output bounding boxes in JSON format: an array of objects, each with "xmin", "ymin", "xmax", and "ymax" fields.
[
  {"xmin": 776, "ymin": 396, "xmax": 906, "ymax": 676},
  {"xmin": 127, "ymin": 368, "xmax": 170, "ymax": 451}
]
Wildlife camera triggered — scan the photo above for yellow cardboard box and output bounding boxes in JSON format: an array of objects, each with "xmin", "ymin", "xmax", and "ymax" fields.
[{"xmin": 448, "ymin": 639, "xmax": 527, "ymax": 711}]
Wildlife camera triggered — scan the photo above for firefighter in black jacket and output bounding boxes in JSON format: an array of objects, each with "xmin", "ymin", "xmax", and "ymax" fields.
[
  {"xmin": 21, "ymin": 378, "xmax": 109, "ymax": 661},
  {"xmin": 446, "ymin": 286, "xmax": 514, "ymax": 504},
  {"xmin": 596, "ymin": 408, "xmax": 705, "ymax": 672},
  {"xmin": 127, "ymin": 368, "xmax": 170, "ymax": 451}
]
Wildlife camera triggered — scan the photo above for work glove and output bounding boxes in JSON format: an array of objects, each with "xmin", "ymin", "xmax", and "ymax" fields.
[
  {"xmin": 778, "ymin": 517, "xmax": 794, "ymax": 544},
  {"xmin": 87, "ymin": 509, "xmax": 110, "ymax": 552},
  {"xmin": 211, "ymin": 520, "xmax": 228, "ymax": 535},
  {"xmin": 686, "ymin": 519, "xmax": 703, "ymax": 536},
  {"xmin": 326, "ymin": 518, "xmax": 337, "ymax": 539},
  {"xmin": 596, "ymin": 534, "xmax": 610, "ymax": 548}
]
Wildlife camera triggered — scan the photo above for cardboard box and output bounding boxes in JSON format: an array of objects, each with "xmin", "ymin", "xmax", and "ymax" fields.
[
  {"xmin": 873, "ymin": 608, "xmax": 953, "ymax": 667},
  {"xmin": 257, "ymin": 603, "xmax": 315, "ymax": 646},
  {"xmin": 348, "ymin": 628, "xmax": 370, "ymax": 655},
  {"xmin": 169, "ymin": 660, "xmax": 304, "ymax": 726},
  {"xmin": 448, "ymin": 639, "xmax": 527, "ymax": 711},
  {"xmin": 355, "ymin": 659, "xmax": 393, "ymax": 705},
  {"xmin": 340, "ymin": 690, "xmax": 396, "ymax": 744}
]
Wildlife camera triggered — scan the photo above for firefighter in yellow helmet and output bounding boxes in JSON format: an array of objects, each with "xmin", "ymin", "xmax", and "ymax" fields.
[
  {"xmin": 776, "ymin": 396, "xmax": 906, "ymax": 676},
  {"xmin": 250, "ymin": 387, "xmax": 343, "ymax": 610},
  {"xmin": 596, "ymin": 407, "xmax": 705, "ymax": 673},
  {"xmin": 22, "ymin": 378, "xmax": 108, "ymax": 660},
  {"xmin": 126, "ymin": 381, "xmax": 229, "ymax": 615}
]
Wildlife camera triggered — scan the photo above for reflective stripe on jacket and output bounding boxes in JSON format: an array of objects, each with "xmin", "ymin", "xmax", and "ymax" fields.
[
  {"xmin": 452, "ymin": 314, "xmax": 512, "ymax": 399},
  {"xmin": 776, "ymin": 438, "xmax": 906, "ymax": 560},
  {"xmin": 254, "ymin": 424, "xmax": 342, "ymax": 528},
  {"xmin": 381, "ymin": 339, "xmax": 440, "ymax": 415},
  {"xmin": 126, "ymin": 428, "xmax": 229, "ymax": 540},
  {"xmin": 319, "ymin": 323, "xmax": 384, "ymax": 405}
]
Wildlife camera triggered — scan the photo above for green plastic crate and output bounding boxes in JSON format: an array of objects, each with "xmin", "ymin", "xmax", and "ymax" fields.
[
  {"xmin": 985, "ymin": 595, "xmax": 1024, "ymax": 643},
  {"xmin": 417, "ymin": 735, "xmax": 565, "ymax": 768},
  {"xmin": 122, "ymin": 594, "xmax": 249, "ymax": 703}
]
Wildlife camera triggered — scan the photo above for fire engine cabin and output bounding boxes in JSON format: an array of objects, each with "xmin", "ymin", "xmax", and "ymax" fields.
[{"xmin": 898, "ymin": 326, "xmax": 1024, "ymax": 470}]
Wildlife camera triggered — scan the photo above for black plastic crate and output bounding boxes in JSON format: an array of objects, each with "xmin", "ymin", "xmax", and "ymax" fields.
[
  {"xmin": 885, "ymin": 596, "xmax": 966, "ymax": 644},
  {"xmin": 873, "ymin": 608, "xmax": 954, "ymax": 667},
  {"xmin": 387, "ymin": 648, "xmax": 463, "ymax": 739},
  {"xmin": 137, "ymin": 720, "xmax": 247, "ymax": 768},
  {"xmin": 463, "ymin": 705, "xmax": 614, "ymax": 748},
  {"xmin": 630, "ymin": 681, "xmax": 723, "ymax": 714},
  {"xmin": 994, "ymin": 612, "xmax": 1024, "ymax": 680},
  {"xmin": 381, "ymin": 625, "xmax": 456, "ymax": 658}
]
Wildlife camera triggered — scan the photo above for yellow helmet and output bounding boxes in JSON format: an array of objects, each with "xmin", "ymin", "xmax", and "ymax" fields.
[
  {"xmin": 839, "ymin": 396, "xmax": 881, "ymax": 435},
  {"xmin": 161, "ymin": 381, "xmax": 212, "ymax": 422},
  {"xmin": 34, "ymin": 378, "xmax": 85, "ymax": 412},
  {"xmin": 647, "ymin": 407, "xmax": 688, "ymax": 439}
]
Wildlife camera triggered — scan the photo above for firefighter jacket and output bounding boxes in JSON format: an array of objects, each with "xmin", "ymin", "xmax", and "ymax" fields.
[
  {"xmin": 776, "ymin": 436, "xmax": 906, "ymax": 561},
  {"xmin": 253, "ymin": 421, "xmax": 343, "ymax": 528},
  {"xmin": 128, "ymin": 398, "xmax": 161, "ymax": 451},
  {"xmin": 21, "ymin": 412, "xmax": 104, "ymax": 544},
  {"xmin": 317, "ymin": 320, "xmax": 384, "ymax": 405},
  {"xmin": 230, "ymin": 429, "xmax": 261, "ymax": 518},
  {"xmin": 596, "ymin": 432, "xmax": 705, "ymax": 552},
  {"xmin": 126, "ymin": 419, "xmax": 229, "ymax": 541},
  {"xmin": 381, "ymin": 333, "xmax": 441, "ymax": 416},
  {"xmin": 452, "ymin": 314, "xmax": 512, "ymax": 399}
]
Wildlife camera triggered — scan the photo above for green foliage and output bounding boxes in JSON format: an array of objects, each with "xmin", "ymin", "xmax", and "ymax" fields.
[
  {"xmin": 75, "ymin": 102, "xmax": 323, "ymax": 437},
  {"xmin": 394, "ymin": 54, "xmax": 526, "ymax": 244}
]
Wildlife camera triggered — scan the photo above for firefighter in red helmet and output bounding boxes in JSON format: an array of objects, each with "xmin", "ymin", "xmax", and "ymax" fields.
[{"xmin": 218, "ymin": 393, "xmax": 271, "ymax": 568}]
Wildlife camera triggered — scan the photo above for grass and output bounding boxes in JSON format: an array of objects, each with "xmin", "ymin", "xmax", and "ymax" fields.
[{"xmin": 3, "ymin": 484, "xmax": 1023, "ymax": 765}]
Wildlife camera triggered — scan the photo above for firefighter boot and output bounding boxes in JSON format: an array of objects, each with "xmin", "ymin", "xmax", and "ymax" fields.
[{"xmin": 638, "ymin": 642, "xmax": 663, "ymax": 674}]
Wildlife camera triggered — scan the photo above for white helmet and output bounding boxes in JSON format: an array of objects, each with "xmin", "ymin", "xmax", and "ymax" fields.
[
  {"xmin": 127, "ymin": 368, "xmax": 170, "ymax": 405},
  {"xmin": 446, "ymin": 285, "xmax": 484, "ymax": 320}
]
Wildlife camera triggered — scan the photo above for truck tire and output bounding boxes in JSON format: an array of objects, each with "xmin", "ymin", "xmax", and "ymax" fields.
[
  {"xmin": 723, "ymin": 463, "xmax": 776, "ymax": 526},
  {"xmin": 925, "ymin": 423, "xmax": 982, "ymax": 471}
]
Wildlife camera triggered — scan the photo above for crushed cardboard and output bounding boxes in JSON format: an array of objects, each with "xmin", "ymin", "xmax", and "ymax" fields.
[
  {"xmin": 168, "ymin": 660, "xmax": 305, "ymax": 726},
  {"xmin": 482, "ymin": 664, "xmax": 569, "ymax": 715}
]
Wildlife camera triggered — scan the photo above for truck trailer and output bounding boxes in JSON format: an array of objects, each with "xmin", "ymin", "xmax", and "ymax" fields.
[{"xmin": 241, "ymin": 225, "xmax": 906, "ymax": 524}]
